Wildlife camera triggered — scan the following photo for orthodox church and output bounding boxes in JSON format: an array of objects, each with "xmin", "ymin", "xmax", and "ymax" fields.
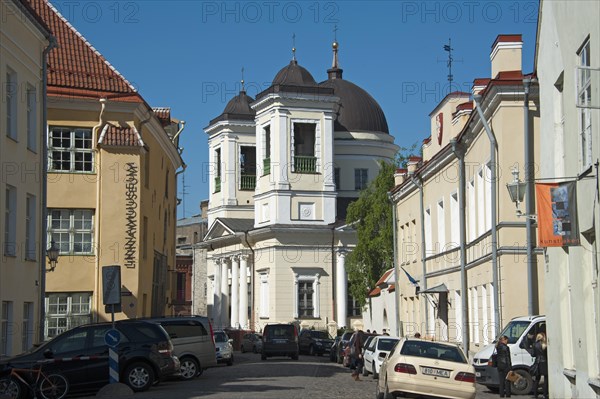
[{"xmin": 202, "ymin": 42, "xmax": 398, "ymax": 332}]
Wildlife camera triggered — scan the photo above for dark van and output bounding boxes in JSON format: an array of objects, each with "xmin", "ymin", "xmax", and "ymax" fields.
[{"xmin": 261, "ymin": 324, "xmax": 299, "ymax": 360}]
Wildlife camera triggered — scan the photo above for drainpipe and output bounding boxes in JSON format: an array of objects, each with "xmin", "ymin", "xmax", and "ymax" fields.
[
  {"xmin": 40, "ymin": 36, "xmax": 58, "ymax": 343},
  {"xmin": 473, "ymin": 94, "xmax": 500, "ymax": 337},
  {"xmin": 171, "ymin": 120, "xmax": 186, "ymax": 144},
  {"xmin": 523, "ymin": 77, "xmax": 537, "ymax": 315},
  {"xmin": 243, "ymin": 231, "xmax": 255, "ymax": 330},
  {"xmin": 409, "ymin": 172, "xmax": 428, "ymax": 336},
  {"xmin": 451, "ymin": 139, "xmax": 470, "ymax": 353},
  {"xmin": 388, "ymin": 192, "xmax": 402, "ymax": 337},
  {"xmin": 93, "ymin": 98, "xmax": 108, "ymax": 321}
]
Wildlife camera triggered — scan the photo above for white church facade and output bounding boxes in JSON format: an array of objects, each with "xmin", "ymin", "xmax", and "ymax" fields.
[{"xmin": 202, "ymin": 43, "xmax": 398, "ymax": 332}]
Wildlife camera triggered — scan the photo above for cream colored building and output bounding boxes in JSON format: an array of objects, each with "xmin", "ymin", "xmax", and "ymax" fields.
[
  {"xmin": 25, "ymin": 0, "xmax": 184, "ymax": 339},
  {"xmin": 202, "ymin": 44, "xmax": 398, "ymax": 332},
  {"xmin": 391, "ymin": 35, "xmax": 544, "ymax": 356},
  {"xmin": 0, "ymin": 0, "xmax": 53, "ymax": 356},
  {"xmin": 536, "ymin": 1, "xmax": 600, "ymax": 397}
]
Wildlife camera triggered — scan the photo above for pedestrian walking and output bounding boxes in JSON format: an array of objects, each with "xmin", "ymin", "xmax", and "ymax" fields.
[
  {"xmin": 350, "ymin": 331, "xmax": 364, "ymax": 381},
  {"xmin": 496, "ymin": 335, "xmax": 512, "ymax": 398},
  {"xmin": 532, "ymin": 333, "xmax": 548, "ymax": 399}
]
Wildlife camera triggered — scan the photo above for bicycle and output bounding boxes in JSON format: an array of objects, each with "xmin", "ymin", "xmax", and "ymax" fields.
[{"xmin": 0, "ymin": 362, "xmax": 69, "ymax": 399}]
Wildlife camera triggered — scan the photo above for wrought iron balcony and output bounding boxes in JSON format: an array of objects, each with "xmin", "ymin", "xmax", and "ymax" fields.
[
  {"xmin": 294, "ymin": 156, "xmax": 317, "ymax": 173},
  {"xmin": 240, "ymin": 174, "xmax": 256, "ymax": 190}
]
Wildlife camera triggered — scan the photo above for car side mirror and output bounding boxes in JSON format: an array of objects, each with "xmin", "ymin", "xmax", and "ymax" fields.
[{"xmin": 43, "ymin": 349, "xmax": 54, "ymax": 359}]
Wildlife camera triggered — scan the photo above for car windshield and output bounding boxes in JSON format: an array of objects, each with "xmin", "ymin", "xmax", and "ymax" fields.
[
  {"xmin": 311, "ymin": 331, "xmax": 330, "ymax": 339},
  {"xmin": 400, "ymin": 341, "xmax": 467, "ymax": 363},
  {"xmin": 377, "ymin": 338, "xmax": 399, "ymax": 351},
  {"xmin": 497, "ymin": 320, "xmax": 531, "ymax": 344},
  {"xmin": 214, "ymin": 332, "xmax": 228, "ymax": 343}
]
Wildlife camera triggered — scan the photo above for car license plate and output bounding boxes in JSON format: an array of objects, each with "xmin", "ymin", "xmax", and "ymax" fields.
[
  {"xmin": 475, "ymin": 372, "xmax": 481, "ymax": 377},
  {"xmin": 421, "ymin": 367, "xmax": 450, "ymax": 378}
]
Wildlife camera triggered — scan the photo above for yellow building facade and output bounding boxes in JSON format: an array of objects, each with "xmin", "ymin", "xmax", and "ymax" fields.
[{"xmin": 1, "ymin": 0, "xmax": 53, "ymax": 356}]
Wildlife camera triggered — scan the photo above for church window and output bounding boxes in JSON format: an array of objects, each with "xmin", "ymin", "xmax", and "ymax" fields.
[
  {"xmin": 262, "ymin": 125, "xmax": 271, "ymax": 175},
  {"xmin": 293, "ymin": 273, "xmax": 320, "ymax": 319},
  {"xmin": 298, "ymin": 282, "xmax": 314, "ymax": 317},
  {"xmin": 334, "ymin": 168, "xmax": 341, "ymax": 189},
  {"xmin": 354, "ymin": 169, "xmax": 368, "ymax": 190},
  {"xmin": 214, "ymin": 148, "xmax": 221, "ymax": 193},
  {"xmin": 240, "ymin": 146, "xmax": 256, "ymax": 190},
  {"xmin": 292, "ymin": 123, "xmax": 317, "ymax": 173}
]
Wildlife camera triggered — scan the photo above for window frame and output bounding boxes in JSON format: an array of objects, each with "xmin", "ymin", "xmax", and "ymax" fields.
[
  {"xmin": 48, "ymin": 127, "xmax": 94, "ymax": 173},
  {"xmin": 354, "ymin": 168, "xmax": 368, "ymax": 190},
  {"xmin": 4, "ymin": 185, "xmax": 17, "ymax": 257},
  {"xmin": 577, "ymin": 38, "xmax": 593, "ymax": 170},
  {"xmin": 26, "ymin": 84, "xmax": 37, "ymax": 151},
  {"xmin": 293, "ymin": 273, "xmax": 320, "ymax": 319},
  {"xmin": 47, "ymin": 209, "xmax": 94, "ymax": 255},
  {"xmin": 45, "ymin": 293, "xmax": 92, "ymax": 339},
  {"xmin": 25, "ymin": 194, "xmax": 36, "ymax": 260},
  {"xmin": 5, "ymin": 68, "xmax": 18, "ymax": 140}
]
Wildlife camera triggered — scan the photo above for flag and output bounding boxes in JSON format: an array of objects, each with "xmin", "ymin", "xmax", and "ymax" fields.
[
  {"xmin": 536, "ymin": 181, "xmax": 580, "ymax": 247},
  {"xmin": 401, "ymin": 267, "xmax": 419, "ymax": 286}
]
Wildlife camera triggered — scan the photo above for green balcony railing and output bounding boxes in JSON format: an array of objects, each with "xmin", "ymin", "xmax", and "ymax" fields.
[
  {"xmin": 214, "ymin": 176, "xmax": 221, "ymax": 193},
  {"xmin": 240, "ymin": 174, "xmax": 256, "ymax": 190},
  {"xmin": 294, "ymin": 156, "xmax": 317, "ymax": 173},
  {"xmin": 263, "ymin": 158, "xmax": 271, "ymax": 175}
]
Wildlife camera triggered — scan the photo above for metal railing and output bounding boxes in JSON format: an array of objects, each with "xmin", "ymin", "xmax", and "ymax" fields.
[
  {"xmin": 240, "ymin": 174, "xmax": 256, "ymax": 190},
  {"xmin": 294, "ymin": 156, "xmax": 317, "ymax": 173}
]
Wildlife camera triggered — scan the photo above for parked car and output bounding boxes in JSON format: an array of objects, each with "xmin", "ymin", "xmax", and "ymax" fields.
[
  {"xmin": 363, "ymin": 336, "xmax": 399, "ymax": 379},
  {"xmin": 240, "ymin": 333, "xmax": 262, "ymax": 353},
  {"xmin": 214, "ymin": 330, "xmax": 234, "ymax": 366},
  {"xmin": 0, "ymin": 320, "xmax": 179, "ymax": 395},
  {"xmin": 376, "ymin": 338, "xmax": 476, "ymax": 399},
  {"xmin": 261, "ymin": 324, "xmax": 299, "ymax": 360},
  {"xmin": 146, "ymin": 316, "xmax": 217, "ymax": 380},
  {"xmin": 329, "ymin": 336, "xmax": 342, "ymax": 362},
  {"xmin": 335, "ymin": 331, "xmax": 354, "ymax": 364},
  {"xmin": 472, "ymin": 315, "xmax": 546, "ymax": 395},
  {"xmin": 344, "ymin": 331, "xmax": 377, "ymax": 368},
  {"xmin": 298, "ymin": 330, "xmax": 334, "ymax": 356}
]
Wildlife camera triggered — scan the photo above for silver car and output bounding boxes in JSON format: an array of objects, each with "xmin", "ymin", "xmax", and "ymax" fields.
[
  {"xmin": 214, "ymin": 330, "xmax": 234, "ymax": 366},
  {"xmin": 241, "ymin": 333, "xmax": 263, "ymax": 353}
]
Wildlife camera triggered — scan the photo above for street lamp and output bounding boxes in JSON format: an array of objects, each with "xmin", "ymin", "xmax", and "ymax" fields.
[
  {"xmin": 506, "ymin": 168, "xmax": 531, "ymax": 218},
  {"xmin": 46, "ymin": 240, "xmax": 59, "ymax": 272}
]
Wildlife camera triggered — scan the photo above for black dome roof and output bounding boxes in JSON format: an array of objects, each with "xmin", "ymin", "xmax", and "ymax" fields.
[
  {"xmin": 209, "ymin": 90, "xmax": 255, "ymax": 125},
  {"xmin": 272, "ymin": 60, "xmax": 318, "ymax": 86},
  {"xmin": 319, "ymin": 77, "xmax": 389, "ymax": 134}
]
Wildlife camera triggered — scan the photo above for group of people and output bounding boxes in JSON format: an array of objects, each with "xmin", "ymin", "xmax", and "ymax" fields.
[{"xmin": 495, "ymin": 332, "xmax": 548, "ymax": 398}]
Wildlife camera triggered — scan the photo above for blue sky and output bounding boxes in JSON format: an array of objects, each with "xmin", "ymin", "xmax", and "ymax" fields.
[{"xmin": 49, "ymin": 0, "xmax": 538, "ymax": 218}]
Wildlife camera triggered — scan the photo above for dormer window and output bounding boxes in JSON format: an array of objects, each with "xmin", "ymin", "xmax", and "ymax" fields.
[{"xmin": 292, "ymin": 122, "xmax": 317, "ymax": 173}]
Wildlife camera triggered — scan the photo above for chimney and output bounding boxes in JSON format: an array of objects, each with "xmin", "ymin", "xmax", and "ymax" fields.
[
  {"xmin": 490, "ymin": 34, "xmax": 522, "ymax": 79},
  {"xmin": 395, "ymin": 168, "xmax": 408, "ymax": 186},
  {"xmin": 407, "ymin": 157, "xmax": 422, "ymax": 175}
]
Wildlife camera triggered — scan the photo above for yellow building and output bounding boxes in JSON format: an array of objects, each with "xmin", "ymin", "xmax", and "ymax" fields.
[
  {"xmin": 26, "ymin": 0, "xmax": 184, "ymax": 338},
  {"xmin": 391, "ymin": 35, "xmax": 544, "ymax": 356},
  {"xmin": 1, "ymin": 0, "xmax": 54, "ymax": 356}
]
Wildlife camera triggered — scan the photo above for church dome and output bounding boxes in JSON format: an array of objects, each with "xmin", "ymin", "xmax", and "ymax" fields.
[
  {"xmin": 209, "ymin": 90, "xmax": 255, "ymax": 125},
  {"xmin": 319, "ymin": 77, "xmax": 389, "ymax": 134},
  {"xmin": 272, "ymin": 60, "xmax": 318, "ymax": 86}
]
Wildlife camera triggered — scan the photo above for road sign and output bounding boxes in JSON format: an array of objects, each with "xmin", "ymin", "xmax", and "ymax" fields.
[
  {"xmin": 104, "ymin": 328, "xmax": 121, "ymax": 348},
  {"xmin": 102, "ymin": 265, "xmax": 121, "ymax": 305}
]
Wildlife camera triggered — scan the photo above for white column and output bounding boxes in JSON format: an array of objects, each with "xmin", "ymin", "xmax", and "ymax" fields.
[
  {"xmin": 336, "ymin": 250, "xmax": 348, "ymax": 328},
  {"xmin": 230, "ymin": 255, "xmax": 240, "ymax": 328},
  {"xmin": 213, "ymin": 258, "xmax": 222, "ymax": 326},
  {"xmin": 239, "ymin": 255, "xmax": 249, "ymax": 329},
  {"xmin": 220, "ymin": 258, "xmax": 230, "ymax": 328}
]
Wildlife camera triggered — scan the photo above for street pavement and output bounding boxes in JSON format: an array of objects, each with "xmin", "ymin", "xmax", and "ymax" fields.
[{"xmin": 80, "ymin": 351, "xmax": 501, "ymax": 398}]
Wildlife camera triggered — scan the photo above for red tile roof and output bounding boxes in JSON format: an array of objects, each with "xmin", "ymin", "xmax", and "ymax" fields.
[
  {"xmin": 27, "ymin": 0, "xmax": 142, "ymax": 101},
  {"xmin": 492, "ymin": 34, "xmax": 523, "ymax": 48},
  {"xmin": 153, "ymin": 107, "xmax": 172, "ymax": 126},
  {"xmin": 369, "ymin": 269, "xmax": 395, "ymax": 297},
  {"xmin": 99, "ymin": 124, "xmax": 143, "ymax": 147}
]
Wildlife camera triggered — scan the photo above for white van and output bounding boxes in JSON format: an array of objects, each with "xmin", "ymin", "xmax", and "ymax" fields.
[{"xmin": 472, "ymin": 315, "xmax": 546, "ymax": 395}]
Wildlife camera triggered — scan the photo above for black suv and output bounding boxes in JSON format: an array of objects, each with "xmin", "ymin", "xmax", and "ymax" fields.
[
  {"xmin": 0, "ymin": 320, "xmax": 178, "ymax": 395},
  {"xmin": 298, "ymin": 330, "xmax": 334, "ymax": 356},
  {"xmin": 261, "ymin": 324, "xmax": 299, "ymax": 360}
]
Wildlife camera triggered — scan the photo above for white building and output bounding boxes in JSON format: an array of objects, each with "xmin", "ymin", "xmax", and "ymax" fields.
[
  {"xmin": 202, "ymin": 43, "xmax": 398, "ymax": 332},
  {"xmin": 536, "ymin": 1, "xmax": 600, "ymax": 397}
]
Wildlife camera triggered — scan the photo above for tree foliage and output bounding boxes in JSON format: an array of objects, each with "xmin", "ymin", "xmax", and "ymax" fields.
[{"xmin": 345, "ymin": 143, "xmax": 418, "ymax": 306}]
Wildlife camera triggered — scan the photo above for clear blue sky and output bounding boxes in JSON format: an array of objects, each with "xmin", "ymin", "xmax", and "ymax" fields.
[{"xmin": 50, "ymin": 0, "xmax": 538, "ymax": 218}]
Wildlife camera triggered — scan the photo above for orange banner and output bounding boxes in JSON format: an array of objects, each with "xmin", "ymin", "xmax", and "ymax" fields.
[{"xmin": 536, "ymin": 182, "xmax": 580, "ymax": 247}]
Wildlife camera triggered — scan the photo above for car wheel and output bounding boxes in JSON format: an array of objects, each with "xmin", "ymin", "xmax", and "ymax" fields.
[
  {"xmin": 383, "ymin": 379, "xmax": 395, "ymax": 399},
  {"xmin": 261, "ymin": 354, "xmax": 267, "ymax": 360},
  {"xmin": 362, "ymin": 366, "xmax": 369, "ymax": 377},
  {"xmin": 309, "ymin": 345, "xmax": 315, "ymax": 356},
  {"xmin": 291, "ymin": 353, "xmax": 299, "ymax": 360},
  {"xmin": 373, "ymin": 365, "xmax": 379, "ymax": 380},
  {"xmin": 124, "ymin": 362, "xmax": 155, "ymax": 392},
  {"xmin": 227, "ymin": 354, "xmax": 234, "ymax": 366},
  {"xmin": 510, "ymin": 369, "xmax": 533, "ymax": 396},
  {"xmin": 252, "ymin": 345, "xmax": 257, "ymax": 353},
  {"xmin": 240, "ymin": 344, "xmax": 245, "ymax": 353},
  {"xmin": 179, "ymin": 357, "xmax": 200, "ymax": 380},
  {"xmin": 375, "ymin": 379, "xmax": 384, "ymax": 399},
  {"xmin": 0, "ymin": 377, "xmax": 23, "ymax": 399}
]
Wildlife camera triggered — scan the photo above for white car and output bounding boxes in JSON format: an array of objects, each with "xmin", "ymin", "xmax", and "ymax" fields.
[
  {"xmin": 363, "ymin": 336, "xmax": 399, "ymax": 379},
  {"xmin": 377, "ymin": 338, "xmax": 476, "ymax": 399}
]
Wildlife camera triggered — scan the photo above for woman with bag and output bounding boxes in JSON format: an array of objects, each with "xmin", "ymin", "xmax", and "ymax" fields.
[
  {"xmin": 496, "ymin": 335, "xmax": 512, "ymax": 398},
  {"xmin": 532, "ymin": 333, "xmax": 548, "ymax": 399},
  {"xmin": 350, "ymin": 330, "xmax": 364, "ymax": 381}
]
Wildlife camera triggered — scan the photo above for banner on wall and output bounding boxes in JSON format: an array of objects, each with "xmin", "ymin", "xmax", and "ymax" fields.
[{"xmin": 536, "ymin": 182, "xmax": 580, "ymax": 247}]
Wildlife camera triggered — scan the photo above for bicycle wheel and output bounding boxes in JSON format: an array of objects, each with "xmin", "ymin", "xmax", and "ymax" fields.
[
  {"xmin": 0, "ymin": 377, "xmax": 22, "ymax": 399},
  {"xmin": 38, "ymin": 374, "xmax": 68, "ymax": 399}
]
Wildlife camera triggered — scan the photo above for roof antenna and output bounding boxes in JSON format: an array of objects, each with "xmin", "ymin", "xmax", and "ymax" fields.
[
  {"xmin": 443, "ymin": 38, "xmax": 454, "ymax": 86},
  {"xmin": 292, "ymin": 33, "xmax": 296, "ymax": 62},
  {"xmin": 241, "ymin": 67, "xmax": 245, "ymax": 92}
]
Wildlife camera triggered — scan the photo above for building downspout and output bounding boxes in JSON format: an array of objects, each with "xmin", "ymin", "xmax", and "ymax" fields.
[
  {"xmin": 243, "ymin": 231, "xmax": 255, "ymax": 330},
  {"xmin": 473, "ymin": 94, "xmax": 500, "ymax": 336},
  {"xmin": 39, "ymin": 36, "xmax": 58, "ymax": 342},
  {"xmin": 388, "ymin": 192, "xmax": 402, "ymax": 337},
  {"xmin": 523, "ymin": 78, "xmax": 537, "ymax": 315},
  {"xmin": 93, "ymin": 98, "xmax": 108, "ymax": 321},
  {"xmin": 409, "ymin": 172, "xmax": 428, "ymax": 335},
  {"xmin": 451, "ymin": 139, "xmax": 470, "ymax": 353}
]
